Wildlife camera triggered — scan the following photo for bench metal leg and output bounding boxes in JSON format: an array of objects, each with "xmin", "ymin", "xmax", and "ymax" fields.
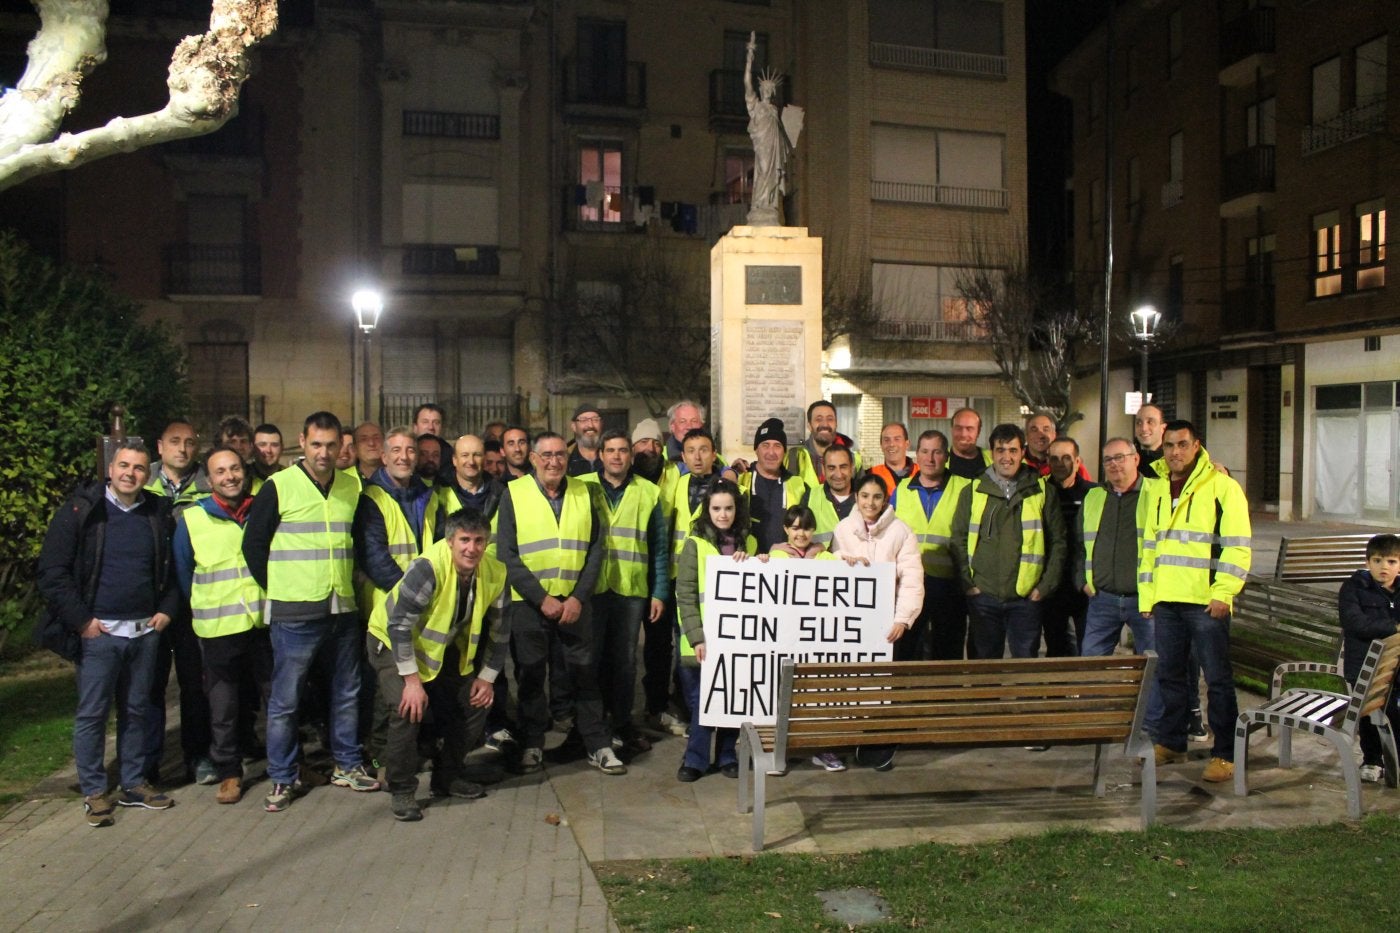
[
  {"xmin": 1092, "ymin": 743, "xmax": 1107, "ymax": 797},
  {"xmin": 751, "ymin": 764, "xmax": 768, "ymax": 852},
  {"xmin": 1233, "ymin": 715, "xmax": 1251, "ymax": 798},
  {"xmin": 1278, "ymin": 723, "xmax": 1294, "ymax": 769},
  {"xmin": 1139, "ymin": 741, "xmax": 1157, "ymax": 829},
  {"xmin": 1325, "ymin": 731, "xmax": 1363, "ymax": 819},
  {"xmin": 737, "ymin": 731, "xmax": 751, "ymax": 815},
  {"xmin": 1382, "ymin": 720, "xmax": 1400, "ymax": 790}
]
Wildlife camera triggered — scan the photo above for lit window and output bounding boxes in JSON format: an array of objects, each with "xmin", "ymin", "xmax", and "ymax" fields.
[
  {"xmin": 579, "ymin": 141, "xmax": 623, "ymax": 223},
  {"xmin": 1356, "ymin": 199, "xmax": 1386, "ymax": 289},
  {"xmin": 1313, "ymin": 210, "xmax": 1342, "ymax": 297}
]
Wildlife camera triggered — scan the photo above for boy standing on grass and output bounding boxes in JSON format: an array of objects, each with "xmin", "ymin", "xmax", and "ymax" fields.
[{"xmin": 1339, "ymin": 533, "xmax": 1400, "ymax": 783}]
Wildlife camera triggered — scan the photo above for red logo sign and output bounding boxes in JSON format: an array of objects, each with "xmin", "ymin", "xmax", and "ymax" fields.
[{"xmin": 909, "ymin": 397, "xmax": 948, "ymax": 419}]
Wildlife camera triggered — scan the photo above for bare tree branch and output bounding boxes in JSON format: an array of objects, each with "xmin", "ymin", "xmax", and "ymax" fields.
[
  {"xmin": 821, "ymin": 235, "xmax": 883, "ymax": 349},
  {"xmin": 0, "ymin": 0, "xmax": 278, "ymax": 191}
]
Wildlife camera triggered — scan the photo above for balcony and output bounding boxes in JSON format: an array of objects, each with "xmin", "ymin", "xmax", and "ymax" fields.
[
  {"xmin": 1302, "ymin": 99, "xmax": 1388, "ymax": 156},
  {"xmin": 871, "ymin": 180, "xmax": 1008, "ymax": 210},
  {"xmin": 401, "ymin": 244, "xmax": 500, "ymax": 276},
  {"xmin": 1160, "ymin": 179, "xmax": 1184, "ymax": 209},
  {"xmin": 869, "ymin": 42, "xmax": 1006, "ymax": 79},
  {"xmin": 1220, "ymin": 145, "xmax": 1275, "ymax": 217},
  {"xmin": 1219, "ymin": 6, "xmax": 1275, "ymax": 86},
  {"xmin": 402, "ymin": 110, "xmax": 500, "ymax": 140},
  {"xmin": 1220, "ymin": 284, "xmax": 1275, "ymax": 334},
  {"xmin": 163, "ymin": 244, "xmax": 261, "ymax": 297},
  {"xmin": 562, "ymin": 57, "xmax": 646, "ymax": 120},
  {"xmin": 871, "ymin": 319, "xmax": 984, "ymax": 342}
]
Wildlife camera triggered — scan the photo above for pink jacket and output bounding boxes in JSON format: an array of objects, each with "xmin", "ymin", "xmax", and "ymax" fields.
[{"xmin": 830, "ymin": 507, "xmax": 925, "ymax": 631}]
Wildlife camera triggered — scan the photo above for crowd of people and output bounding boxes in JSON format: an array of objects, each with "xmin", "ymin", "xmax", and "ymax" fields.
[{"xmin": 38, "ymin": 394, "xmax": 1395, "ymax": 829}]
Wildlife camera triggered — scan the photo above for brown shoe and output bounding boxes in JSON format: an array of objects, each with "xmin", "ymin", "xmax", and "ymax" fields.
[
  {"xmin": 216, "ymin": 777, "xmax": 242, "ymax": 804},
  {"xmin": 1153, "ymin": 744, "xmax": 1184, "ymax": 766},
  {"xmin": 1201, "ymin": 757, "xmax": 1234, "ymax": 783}
]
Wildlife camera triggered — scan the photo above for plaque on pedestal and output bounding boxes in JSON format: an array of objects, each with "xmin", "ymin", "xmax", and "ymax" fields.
[{"xmin": 710, "ymin": 226, "xmax": 823, "ymax": 465}]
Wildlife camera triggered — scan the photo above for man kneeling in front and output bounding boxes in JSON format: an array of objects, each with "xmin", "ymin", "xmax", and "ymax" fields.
[{"xmin": 367, "ymin": 509, "xmax": 509, "ymax": 821}]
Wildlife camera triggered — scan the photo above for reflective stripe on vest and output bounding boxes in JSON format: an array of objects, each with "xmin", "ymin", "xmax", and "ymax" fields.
[
  {"xmin": 266, "ymin": 466, "xmax": 358, "ymax": 605},
  {"xmin": 368, "ymin": 540, "xmax": 506, "ymax": 681},
  {"xmin": 892, "ymin": 475, "xmax": 968, "ymax": 579},
  {"xmin": 966, "ymin": 479, "xmax": 1048, "ymax": 598},
  {"xmin": 358, "ymin": 484, "xmax": 421, "ymax": 620},
  {"xmin": 587, "ymin": 476, "xmax": 662, "ymax": 598},
  {"xmin": 182, "ymin": 506, "xmax": 264, "ymax": 638},
  {"xmin": 508, "ymin": 479, "xmax": 593, "ymax": 600},
  {"xmin": 809, "ymin": 492, "xmax": 841, "ymax": 546},
  {"xmin": 667, "ymin": 474, "xmax": 703, "ymax": 577}
]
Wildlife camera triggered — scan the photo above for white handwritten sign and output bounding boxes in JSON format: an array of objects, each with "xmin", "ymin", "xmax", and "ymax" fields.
[{"xmin": 698, "ymin": 558, "xmax": 896, "ymax": 728}]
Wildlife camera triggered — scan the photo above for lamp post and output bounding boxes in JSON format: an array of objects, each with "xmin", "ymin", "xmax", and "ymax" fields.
[
  {"xmin": 352, "ymin": 288, "xmax": 384, "ymax": 424},
  {"xmin": 1130, "ymin": 304, "xmax": 1161, "ymax": 401}
]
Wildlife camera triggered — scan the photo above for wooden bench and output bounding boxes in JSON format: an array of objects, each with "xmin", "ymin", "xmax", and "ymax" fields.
[
  {"xmin": 1274, "ymin": 534, "xmax": 1380, "ymax": 584},
  {"xmin": 736, "ymin": 655, "xmax": 1157, "ymax": 851},
  {"xmin": 1230, "ymin": 580, "xmax": 1342, "ymax": 691}
]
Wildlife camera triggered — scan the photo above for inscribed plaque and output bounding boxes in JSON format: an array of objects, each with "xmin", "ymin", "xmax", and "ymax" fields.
[
  {"xmin": 745, "ymin": 265, "xmax": 802, "ymax": 305},
  {"xmin": 742, "ymin": 320, "xmax": 806, "ymax": 439}
]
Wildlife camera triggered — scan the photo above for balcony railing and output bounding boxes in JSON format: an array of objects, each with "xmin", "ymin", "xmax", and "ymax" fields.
[
  {"xmin": 380, "ymin": 393, "xmax": 523, "ymax": 434},
  {"xmin": 401, "ymin": 244, "xmax": 500, "ymax": 276},
  {"xmin": 1219, "ymin": 6, "xmax": 1275, "ymax": 69},
  {"xmin": 163, "ymin": 243, "xmax": 261, "ymax": 296},
  {"xmin": 562, "ymin": 184, "xmax": 650, "ymax": 232},
  {"xmin": 869, "ymin": 42, "xmax": 1007, "ymax": 78},
  {"xmin": 1221, "ymin": 283, "xmax": 1275, "ymax": 334},
  {"xmin": 1222, "ymin": 145, "xmax": 1275, "ymax": 201},
  {"xmin": 871, "ymin": 180, "xmax": 1008, "ymax": 210},
  {"xmin": 402, "ymin": 110, "xmax": 500, "ymax": 139},
  {"xmin": 562, "ymin": 58, "xmax": 647, "ymax": 109},
  {"xmin": 1302, "ymin": 98, "xmax": 1388, "ymax": 155},
  {"xmin": 871, "ymin": 319, "xmax": 985, "ymax": 342},
  {"xmin": 1160, "ymin": 178, "xmax": 1184, "ymax": 208}
]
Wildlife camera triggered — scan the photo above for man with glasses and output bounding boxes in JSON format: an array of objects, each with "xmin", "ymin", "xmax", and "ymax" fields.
[{"xmin": 567, "ymin": 404, "xmax": 605, "ymax": 477}]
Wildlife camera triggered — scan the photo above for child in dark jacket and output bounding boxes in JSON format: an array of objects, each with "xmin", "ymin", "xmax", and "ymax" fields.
[{"xmin": 1338, "ymin": 534, "xmax": 1400, "ymax": 782}]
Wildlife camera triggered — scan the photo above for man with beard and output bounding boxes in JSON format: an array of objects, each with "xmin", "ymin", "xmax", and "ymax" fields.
[
  {"xmin": 786, "ymin": 400, "xmax": 861, "ymax": 486},
  {"xmin": 630, "ymin": 419, "xmax": 665, "ymax": 483},
  {"xmin": 947, "ymin": 407, "xmax": 993, "ymax": 480},
  {"xmin": 567, "ymin": 404, "xmax": 605, "ymax": 476},
  {"xmin": 1041, "ymin": 437, "xmax": 1095, "ymax": 656},
  {"xmin": 738, "ymin": 418, "xmax": 810, "ymax": 553},
  {"xmin": 501, "ymin": 425, "xmax": 532, "ymax": 482},
  {"xmin": 252, "ymin": 423, "xmax": 285, "ymax": 486},
  {"xmin": 415, "ymin": 434, "xmax": 450, "ymax": 487},
  {"xmin": 808, "ymin": 445, "xmax": 856, "ymax": 548},
  {"xmin": 483, "ymin": 440, "xmax": 506, "ymax": 481}
]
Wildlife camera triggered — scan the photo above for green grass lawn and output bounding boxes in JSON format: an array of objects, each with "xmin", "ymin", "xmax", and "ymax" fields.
[
  {"xmin": 598, "ymin": 816, "xmax": 1400, "ymax": 931},
  {"xmin": 0, "ymin": 651, "xmax": 75, "ymax": 808}
]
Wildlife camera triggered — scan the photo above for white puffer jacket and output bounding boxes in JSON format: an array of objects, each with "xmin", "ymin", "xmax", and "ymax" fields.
[{"xmin": 830, "ymin": 506, "xmax": 926, "ymax": 631}]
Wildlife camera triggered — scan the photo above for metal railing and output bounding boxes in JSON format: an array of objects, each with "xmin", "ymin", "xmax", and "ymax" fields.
[
  {"xmin": 1221, "ymin": 284, "xmax": 1275, "ymax": 334},
  {"xmin": 1222, "ymin": 145, "xmax": 1275, "ymax": 201},
  {"xmin": 380, "ymin": 393, "xmax": 523, "ymax": 435},
  {"xmin": 1160, "ymin": 178, "xmax": 1184, "ymax": 208},
  {"xmin": 871, "ymin": 180, "xmax": 1008, "ymax": 210},
  {"xmin": 1302, "ymin": 98, "xmax": 1388, "ymax": 156},
  {"xmin": 163, "ymin": 243, "xmax": 262, "ymax": 296},
  {"xmin": 870, "ymin": 319, "xmax": 984, "ymax": 342},
  {"xmin": 869, "ymin": 42, "xmax": 1007, "ymax": 78},
  {"xmin": 562, "ymin": 58, "xmax": 647, "ymax": 109},
  {"xmin": 401, "ymin": 244, "xmax": 500, "ymax": 276},
  {"xmin": 1219, "ymin": 6, "xmax": 1275, "ymax": 68},
  {"xmin": 402, "ymin": 110, "xmax": 500, "ymax": 139}
]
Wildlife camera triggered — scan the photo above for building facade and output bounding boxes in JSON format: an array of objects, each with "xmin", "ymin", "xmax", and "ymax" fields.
[{"xmin": 1054, "ymin": 0, "xmax": 1398, "ymax": 522}]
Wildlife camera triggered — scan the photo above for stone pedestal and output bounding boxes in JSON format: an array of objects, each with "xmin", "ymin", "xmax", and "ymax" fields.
[{"xmin": 710, "ymin": 226, "xmax": 823, "ymax": 465}]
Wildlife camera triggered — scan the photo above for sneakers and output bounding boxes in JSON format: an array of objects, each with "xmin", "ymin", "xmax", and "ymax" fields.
[
  {"xmin": 812, "ymin": 752, "xmax": 846, "ymax": 772},
  {"xmin": 518, "ymin": 747, "xmax": 544, "ymax": 773},
  {"xmin": 648, "ymin": 712, "xmax": 689, "ymax": 737},
  {"xmin": 84, "ymin": 793, "xmax": 114, "ymax": 828},
  {"xmin": 1201, "ymin": 757, "xmax": 1234, "ymax": 783},
  {"xmin": 216, "ymin": 777, "xmax": 242, "ymax": 805},
  {"xmin": 590, "ymin": 747, "xmax": 628, "ymax": 775},
  {"xmin": 859, "ymin": 748, "xmax": 895, "ymax": 772},
  {"xmin": 193, "ymin": 757, "xmax": 219, "ymax": 786},
  {"xmin": 1360, "ymin": 763, "xmax": 1384, "ymax": 783},
  {"xmin": 391, "ymin": 791, "xmax": 422, "ymax": 822},
  {"xmin": 1153, "ymin": 744, "xmax": 1184, "ymax": 766},
  {"xmin": 263, "ymin": 780, "xmax": 307, "ymax": 812},
  {"xmin": 1188, "ymin": 710, "xmax": 1209, "ymax": 742},
  {"xmin": 484, "ymin": 728, "xmax": 516, "ymax": 752},
  {"xmin": 430, "ymin": 778, "xmax": 487, "ymax": 799},
  {"xmin": 117, "ymin": 784, "xmax": 173, "ymax": 810},
  {"xmin": 330, "ymin": 764, "xmax": 382, "ymax": 792}
]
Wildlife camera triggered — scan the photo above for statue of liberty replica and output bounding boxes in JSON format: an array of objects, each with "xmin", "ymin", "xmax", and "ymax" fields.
[{"xmin": 744, "ymin": 31, "xmax": 804, "ymax": 227}]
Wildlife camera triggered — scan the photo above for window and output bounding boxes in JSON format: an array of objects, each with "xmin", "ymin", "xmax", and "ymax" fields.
[
  {"xmin": 1125, "ymin": 45, "xmax": 1140, "ymax": 103},
  {"xmin": 575, "ymin": 19, "xmax": 628, "ymax": 104},
  {"xmin": 868, "ymin": 0, "xmax": 1004, "ymax": 56},
  {"xmin": 1167, "ymin": 255, "xmax": 1184, "ymax": 320},
  {"xmin": 402, "ymin": 184, "xmax": 498, "ymax": 246},
  {"xmin": 1127, "ymin": 157, "xmax": 1141, "ymax": 220},
  {"xmin": 871, "ymin": 125, "xmax": 1006, "ymax": 208},
  {"xmin": 1089, "ymin": 177, "xmax": 1103, "ymax": 237},
  {"xmin": 1088, "ymin": 76, "xmax": 1103, "ymax": 130},
  {"xmin": 723, "ymin": 148, "xmax": 753, "ymax": 204},
  {"xmin": 1312, "ymin": 56, "xmax": 1341, "ymax": 123},
  {"xmin": 1246, "ymin": 233, "xmax": 1276, "ymax": 285},
  {"xmin": 1246, "ymin": 96, "xmax": 1276, "ymax": 146},
  {"xmin": 1313, "ymin": 210, "xmax": 1343, "ymax": 297},
  {"xmin": 833, "ymin": 394, "xmax": 862, "ymax": 443},
  {"xmin": 871, "ymin": 263, "xmax": 989, "ymax": 340},
  {"xmin": 1356, "ymin": 35, "xmax": 1387, "ymax": 109},
  {"xmin": 1167, "ymin": 8, "xmax": 1183, "ymax": 80},
  {"xmin": 578, "ymin": 140, "xmax": 623, "ymax": 223},
  {"xmin": 1168, "ymin": 132, "xmax": 1184, "ymax": 182},
  {"xmin": 1356, "ymin": 198, "xmax": 1386, "ymax": 289}
]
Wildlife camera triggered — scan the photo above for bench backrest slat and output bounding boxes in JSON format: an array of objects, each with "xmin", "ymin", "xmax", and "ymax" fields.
[{"xmin": 1276, "ymin": 534, "xmax": 1394, "ymax": 583}]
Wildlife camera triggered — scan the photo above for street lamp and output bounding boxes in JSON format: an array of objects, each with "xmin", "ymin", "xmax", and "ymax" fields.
[
  {"xmin": 1130, "ymin": 304, "xmax": 1161, "ymax": 400},
  {"xmin": 352, "ymin": 288, "xmax": 384, "ymax": 423}
]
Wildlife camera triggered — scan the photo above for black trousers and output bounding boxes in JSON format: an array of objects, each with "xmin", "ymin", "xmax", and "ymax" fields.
[
  {"xmin": 146, "ymin": 603, "xmax": 212, "ymax": 779},
  {"xmin": 511, "ymin": 601, "xmax": 609, "ymax": 753},
  {"xmin": 199, "ymin": 627, "xmax": 273, "ymax": 781}
]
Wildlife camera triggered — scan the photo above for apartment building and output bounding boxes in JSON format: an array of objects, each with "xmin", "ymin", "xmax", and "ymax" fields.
[{"xmin": 1054, "ymin": 0, "xmax": 1398, "ymax": 522}]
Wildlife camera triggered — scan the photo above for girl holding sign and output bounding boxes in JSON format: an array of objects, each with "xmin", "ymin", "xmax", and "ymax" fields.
[
  {"xmin": 832, "ymin": 473, "xmax": 926, "ymax": 771},
  {"xmin": 674, "ymin": 480, "xmax": 755, "ymax": 783}
]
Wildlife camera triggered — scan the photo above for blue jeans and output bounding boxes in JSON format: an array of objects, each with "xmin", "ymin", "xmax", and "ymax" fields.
[
  {"xmin": 74, "ymin": 631, "xmax": 161, "ymax": 796},
  {"xmin": 678, "ymin": 659, "xmax": 736, "ymax": 771},
  {"xmin": 968, "ymin": 593, "xmax": 1042, "ymax": 659},
  {"xmin": 1081, "ymin": 591, "xmax": 1164, "ymax": 740},
  {"xmin": 1152, "ymin": 602, "xmax": 1238, "ymax": 760},
  {"xmin": 266, "ymin": 615, "xmax": 363, "ymax": 784}
]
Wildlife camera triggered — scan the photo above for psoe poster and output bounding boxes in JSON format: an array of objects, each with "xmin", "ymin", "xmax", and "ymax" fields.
[{"xmin": 697, "ymin": 558, "xmax": 896, "ymax": 728}]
